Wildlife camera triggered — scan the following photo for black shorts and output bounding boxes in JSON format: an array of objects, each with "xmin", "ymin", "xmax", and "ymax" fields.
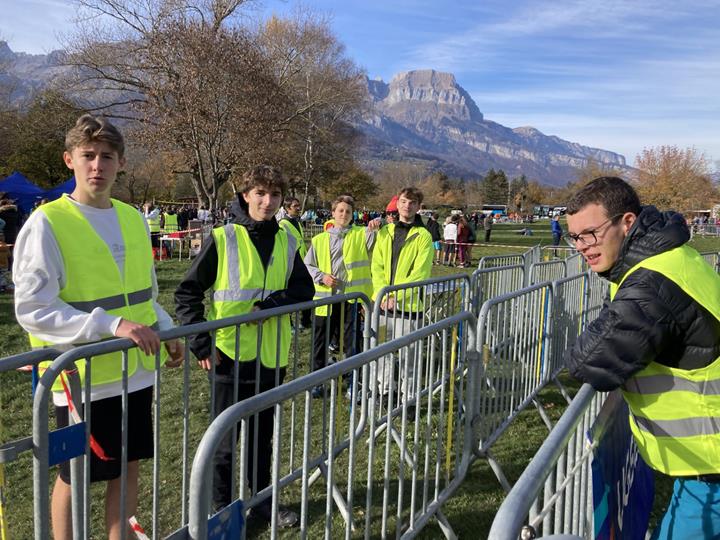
[{"xmin": 55, "ymin": 386, "xmax": 154, "ymax": 484}]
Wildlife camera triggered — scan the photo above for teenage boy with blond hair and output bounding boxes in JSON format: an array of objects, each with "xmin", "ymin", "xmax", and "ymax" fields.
[
  {"xmin": 174, "ymin": 165, "xmax": 313, "ymax": 527},
  {"xmin": 13, "ymin": 114, "xmax": 183, "ymax": 540},
  {"xmin": 304, "ymin": 194, "xmax": 379, "ymax": 397}
]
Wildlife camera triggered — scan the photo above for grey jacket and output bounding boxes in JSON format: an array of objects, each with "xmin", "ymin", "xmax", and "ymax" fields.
[{"xmin": 304, "ymin": 225, "xmax": 377, "ymax": 293}]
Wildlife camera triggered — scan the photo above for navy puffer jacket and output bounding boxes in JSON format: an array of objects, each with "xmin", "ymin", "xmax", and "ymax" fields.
[{"xmin": 565, "ymin": 206, "xmax": 720, "ymax": 391}]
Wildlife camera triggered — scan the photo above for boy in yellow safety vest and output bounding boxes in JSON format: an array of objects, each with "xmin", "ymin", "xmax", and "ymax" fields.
[
  {"xmin": 304, "ymin": 195, "xmax": 380, "ymax": 398},
  {"xmin": 13, "ymin": 114, "xmax": 183, "ymax": 540},
  {"xmin": 372, "ymin": 187, "xmax": 433, "ymax": 403},
  {"xmin": 564, "ymin": 176, "xmax": 720, "ymax": 539},
  {"xmin": 174, "ymin": 165, "xmax": 314, "ymax": 528}
]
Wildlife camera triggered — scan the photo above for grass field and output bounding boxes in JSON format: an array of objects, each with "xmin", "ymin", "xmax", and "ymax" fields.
[{"xmin": 1, "ymin": 221, "xmax": 719, "ymax": 538}]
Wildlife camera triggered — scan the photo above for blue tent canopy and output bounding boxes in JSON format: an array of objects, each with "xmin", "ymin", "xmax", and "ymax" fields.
[
  {"xmin": 43, "ymin": 177, "xmax": 76, "ymax": 201},
  {"xmin": 0, "ymin": 172, "xmax": 44, "ymax": 213}
]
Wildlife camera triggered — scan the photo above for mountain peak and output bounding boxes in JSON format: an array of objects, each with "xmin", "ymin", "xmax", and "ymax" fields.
[
  {"xmin": 360, "ymin": 69, "xmax": 629, "ymax": 185},
  {"xmin": 383, "ymin": 69, "xmax": 484, "ymax": 122}
]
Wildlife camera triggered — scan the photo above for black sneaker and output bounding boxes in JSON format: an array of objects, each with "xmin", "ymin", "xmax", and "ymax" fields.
[
  {"xmin": 249, "ymin": 504, "xmax": 298, "ymax": 528},
  {"xmin": 310, "ymin": 385, "xmax": 326, "ymax": 399}
]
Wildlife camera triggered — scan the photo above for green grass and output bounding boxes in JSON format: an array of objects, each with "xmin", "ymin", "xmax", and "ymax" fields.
[{"xmin": 1, "ymin": 227, "xmax": 719, "ymax": 538}]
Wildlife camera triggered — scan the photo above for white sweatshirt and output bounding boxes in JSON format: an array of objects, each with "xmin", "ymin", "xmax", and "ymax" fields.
[{"xmin": 13, "ymin": 195, "xmax": 174, "ymax": 405}]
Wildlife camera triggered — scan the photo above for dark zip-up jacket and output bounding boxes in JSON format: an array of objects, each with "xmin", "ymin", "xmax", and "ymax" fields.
[
  {"xmin": 565, "ymin": 205, "xmax": 720, "ymax": 391},
  {"xmin": 174, "ymin": 202, "xmax": 314, "ymax": 360}
]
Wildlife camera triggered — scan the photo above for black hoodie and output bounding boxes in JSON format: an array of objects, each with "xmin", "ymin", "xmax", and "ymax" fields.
[
  {"xmin": 565, "ymin": 206, "xmax": 720, "ymax": 391},
  {"xmin": 174, "ymin": 199, "xmax": 314, "ymax": 360}
]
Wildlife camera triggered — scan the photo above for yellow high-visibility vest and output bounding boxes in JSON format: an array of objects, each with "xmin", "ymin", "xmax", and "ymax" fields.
[
  {"xmin": 31, "ymin": 195, "xmax": 164, "ymax": 391},
  {"xmin": 209, "ymin": 224, "xmax": 297, "ymax": 368},
  {"xmin": 311, "ymin": 225, "xmax": 372, "ymax": 316},
  {"xmin": 611, "ymin": 244, "xmax": 720, "ymax": 475},
  {"xmin": 279, "ymin": 218, "xmax": 306, "ymax": 258},
  {"xmin": 163, "ymin": 213, "xmax": 178, "ymax": 232},
  {"xmin": 146, "ymin": 214, "xmax": 161, "ymax": 233},
  {"xmin": 372, "ymin": 223, "xmax": 433, "ymax": 312}
]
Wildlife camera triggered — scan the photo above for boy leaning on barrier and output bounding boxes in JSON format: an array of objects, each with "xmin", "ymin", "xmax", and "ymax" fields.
[
  {"xmin": 303, "ymin": 194, "xmax": 379, "ymax": 398},
  {"xmin": 372, "ymin": 187, "xmax": 434, "ymax": 402},
  {"xmin": 564, "ymin": 176, "xmax": 720, "ymax": 539},
  {"xmin": 13, "ymin": 114, "xmax": 184, "ymax": 540},
  {"xmin": 174, "ymin": 165, "xmax": 313, "ymax": 528}
]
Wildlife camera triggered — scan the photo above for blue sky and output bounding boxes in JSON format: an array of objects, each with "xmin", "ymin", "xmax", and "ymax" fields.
[{"xmin": 1, "ymin": 0, "xmax": 719, "ymax": 168}]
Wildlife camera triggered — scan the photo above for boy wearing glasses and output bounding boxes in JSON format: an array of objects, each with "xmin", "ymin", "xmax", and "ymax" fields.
[{"xmin": 564, "ymin": 176, "xmax": 720, "ymax": 539}]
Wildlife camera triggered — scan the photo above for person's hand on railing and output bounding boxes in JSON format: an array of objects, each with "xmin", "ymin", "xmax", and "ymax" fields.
[
  {"xmin": 164, "ymin": 339, "xmax": 185, "ymax": 368},
  {"xmin": 380, "ymin": 295, "xmax": 396, "ymax": 311},
  {"xmin": 115, "ymin": 319, "xmax": 161, "ymax": 356},
  {"xmin": 197, "ymin": 355, "xmax": 220, "ymax": 371}
]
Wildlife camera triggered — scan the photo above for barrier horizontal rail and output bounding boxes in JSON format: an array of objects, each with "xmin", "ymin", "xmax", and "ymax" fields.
[
  {"xmin": 187, "ymin": 311, "xmax": 479, "ymax": 540},
  {"xmin": 528, "ymin": 260, "xmax": 566, "ymax": 286},
  {"xmin": 30, "ymin": 293, "xmax": 370, "ymax": 540},
  {"xmin": 487, "ymin": 384, "xmax": 606, "ymax": 540},
  {"xmin": 469, "ymin": 264, "xmax": 525, "ymax": 316}
]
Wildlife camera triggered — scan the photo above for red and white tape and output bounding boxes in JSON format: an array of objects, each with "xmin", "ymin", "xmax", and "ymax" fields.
[{"xmin": 129, "ymin": 516, "xmax": 150, "ymax": 540}]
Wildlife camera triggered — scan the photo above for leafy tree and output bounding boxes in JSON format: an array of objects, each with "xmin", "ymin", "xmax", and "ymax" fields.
[
  {"xmin": 320, "ymin": 166, "xmax": 378, "ymax": 205},
  {"xmin": 0, "ymin": 90, "xmax": 81, "ymax": 186},
  {"xmin": 367, "ymin": 161, "xmax": 427, "ymax": 209},
  {"xmin": 634, "ymin": 146, "xmax": 717, "ymax": 212},
  {"xmin": 257, "ymin": 12, "xmax": 367, "ymax": 210},
  {"xmin": 64, "ymin": 0, "xmax": 291, "ymax": 210},
  {"xmin": 509, "ymin": 175, "xmax": 529, "ymax": 213},
  {"xmin": 482, "ymin": 169, "xmax": 509, "ymax": 205}
]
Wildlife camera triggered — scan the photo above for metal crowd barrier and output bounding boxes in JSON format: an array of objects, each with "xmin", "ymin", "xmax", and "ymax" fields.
[
  {"xmin": 477, "ymin": 253, "xmax": 524, "ymax": 269},
  {"xmin": 469, "ymin": 264, "xmax": 525, "ymax": 315},
  {"xmin": 473, "ymin": 282, "xmax": 554, "ymax": 491},
  {"xmin": 472, "ymin": 272, "xmax": 607, "ymax": 492},
  {"xmin": 0, "ymin": 350, "xmax": 61, "ymax": 539},
  {"xmin": 487, "ymin": 384, "xmax": 607, "ymax": 540},
  {"xmin": 547, "ymin": 274, "xmax": 590, "ymax": 382},
  {"xmin": 700, "ymin": 250, "xmax": 720, "ymax": 272},
  {"xmin": 528, "ymin": 260, "xmax": 567, "ymax": 286},
  {"xmin": 187, "ymin": 311, "xmax": 479, "ymax": 540},
  {"xmin": 303, "ymin": 223, "xmax": 326, "ymax": 239},
  {"xmin": 564, "ymin": 252, "xmax": 587, "ymax": 276},
  {"xmin": 540, "ymin": 245, "xmax": 576, "ymax": 260},
  {"xmin": 30, "ymin": 294, "xmax": 369, "ymax": 540}
]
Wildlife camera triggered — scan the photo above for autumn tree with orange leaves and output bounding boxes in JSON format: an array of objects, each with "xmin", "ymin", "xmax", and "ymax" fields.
[{"xmin": 633, "ymin": 146, "xmax": 717, "ymax": 213}]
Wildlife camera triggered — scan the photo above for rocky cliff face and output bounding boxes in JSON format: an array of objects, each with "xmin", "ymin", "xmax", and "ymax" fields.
[
  {"xmin": 0, "ymin": 41, "xmax": 70, "ymax": 103},
  {"xmin": 359, "ymin": 69, "xmax": 629, "ymax": 185},
  {"xmin": 1, "ymin": 42, "xmax": 628, "ymax": 186}
]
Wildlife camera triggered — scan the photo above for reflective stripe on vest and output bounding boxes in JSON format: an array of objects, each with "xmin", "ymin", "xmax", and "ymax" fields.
[
  {"xmin": 147, "ymin": 215, "xmax": 161, "ymax": 233},
  {"xmin": 164, "ymin": 213, "xmax": 178, "ymax": 232},
  {"xmin": 31, "ymin": 195, "xmax": 164, "ymax": 391},
  {"xmin": 372, "ymin": 223, "xmax": 432, "ymax": 312},
  {"xmin": 311, "ymin": 226, "xmax": 372, "ymax": 316},
  {"xmin": 612, "ymin": 244, "xmax": 720, "ymax": 475},
  {"xmin": 209, "ymin": 224, "xmax": 294, "ymax": 367}
]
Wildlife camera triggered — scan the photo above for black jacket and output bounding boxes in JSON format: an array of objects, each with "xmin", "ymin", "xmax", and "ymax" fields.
[
  {"xmin": 426, "ymin": 218, "xmax": 441, "ymax": 242},
  {"xmin": 565, "ymin": 206, "xmax": 720, "ymax": 391},
  {"xmin": 174, "ymin": 202, "xmax": 314, "ymax": 360}
]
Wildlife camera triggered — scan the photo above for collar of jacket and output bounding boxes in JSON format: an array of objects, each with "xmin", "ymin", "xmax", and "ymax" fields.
[
  {"xmin": 395, "ymin": 215, "xmax": 425, "ymax": 231},
  {"xmin": 603, "ymin": 205, "xmax": 690, "ymax": 283}
]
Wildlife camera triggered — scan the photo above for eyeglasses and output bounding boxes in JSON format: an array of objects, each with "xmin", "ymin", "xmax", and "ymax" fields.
[{"xmin": 563, "ymin": 214, "xmax": 623, "ymax": 247}]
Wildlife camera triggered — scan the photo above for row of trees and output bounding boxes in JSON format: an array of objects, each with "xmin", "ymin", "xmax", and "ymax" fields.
[
  {"xmin": 1, "ymin": 0, "xmax": 374, "ymax": 210},
  {"xmin": 0, "ymin": 0, "xmax": 716, "ymax": 213}
]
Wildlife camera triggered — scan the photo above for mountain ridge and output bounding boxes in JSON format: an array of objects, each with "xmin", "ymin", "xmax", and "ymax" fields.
[{"xmin": 0, "ymin": 43, "xmax": 630, "ymax": 185}]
